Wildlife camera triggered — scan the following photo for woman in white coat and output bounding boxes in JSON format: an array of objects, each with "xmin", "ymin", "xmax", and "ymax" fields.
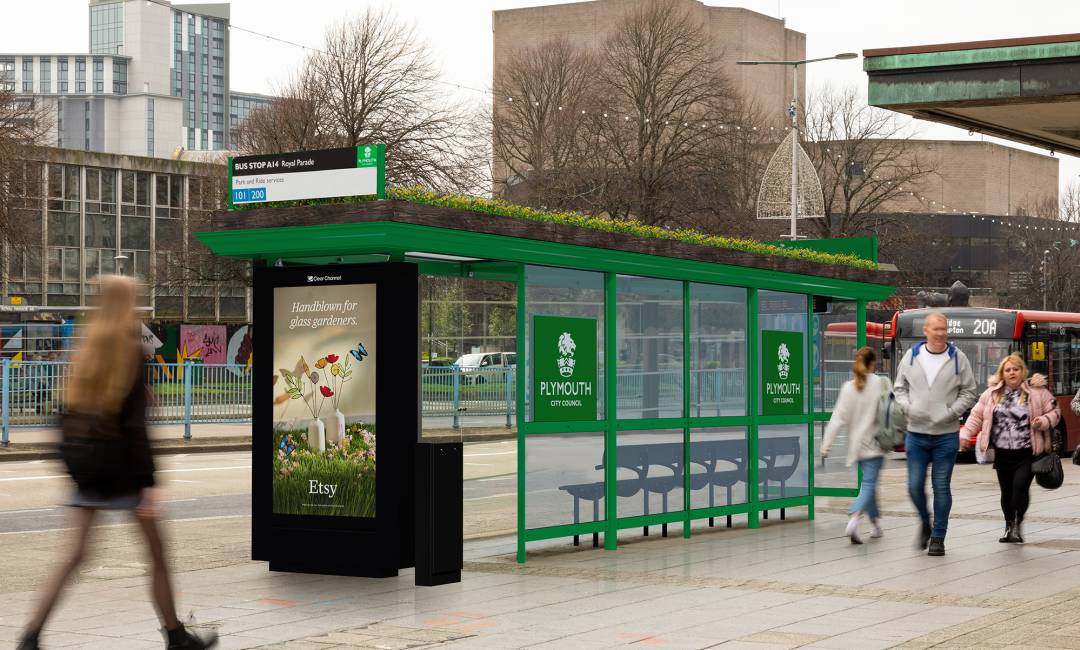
[{"xmin": 821, "ymin": 346, "xmax": 888, "ymax": 544}]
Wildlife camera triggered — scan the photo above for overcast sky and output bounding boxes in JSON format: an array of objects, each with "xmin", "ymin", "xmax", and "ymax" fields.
[{"xmin": 3, "ymin": 0, "xmax": 1077, "ymax": 197}]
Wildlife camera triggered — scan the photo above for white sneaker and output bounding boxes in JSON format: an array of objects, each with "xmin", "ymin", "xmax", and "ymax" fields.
[
  {"xmin": 846, "ymin": 515, "xmax": 862, "ymax": 545},
  {"xmin": 870, "ymin": 520, "xmax": 883, "ymax": 539}
]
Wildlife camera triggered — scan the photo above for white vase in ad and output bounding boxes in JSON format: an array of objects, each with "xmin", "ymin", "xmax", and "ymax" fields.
[
  {"xmin": 330, "ymin": 409, "xmax": 346, "ymax": 448},
  {"xmin": 307, "ymin": 418, "xmax": 326, "ymax": 452}
]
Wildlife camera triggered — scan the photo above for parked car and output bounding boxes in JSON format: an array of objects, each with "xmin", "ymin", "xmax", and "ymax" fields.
[{"xmin": 453, "ymin": 352, "xmax": 517, "ymax": 384}]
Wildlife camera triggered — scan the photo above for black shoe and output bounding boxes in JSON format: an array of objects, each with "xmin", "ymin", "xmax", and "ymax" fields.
[
  {"xmin": 927, "ymin": 537, "xmax": 945, "ymax": 556},
  {"xmin": 999, "ymin": 520, "xmax": 1014, "ymax": 543},
  {"xmin": 1005, "ymin": 518, "xmax": 1024, "ymax": 544},
  {"xmin": 16, "ymin": 631, "xmax": 40, "ymax": 650},
  {"xmin": 164, "ymin": 622, "xmax": 218, "ymax": 650},
  {"xmin": 918, "ymin": 521, "xmax": 932, "ymax": 549}
]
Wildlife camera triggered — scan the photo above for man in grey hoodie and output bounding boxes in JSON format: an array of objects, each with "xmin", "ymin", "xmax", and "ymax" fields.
[{"xmin": 893, "ymin": 312, "xmax": 978, "ymax": 557}]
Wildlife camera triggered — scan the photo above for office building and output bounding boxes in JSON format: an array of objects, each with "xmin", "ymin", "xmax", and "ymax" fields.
[{"xmin": 0, "ymin": 0, "xmax": 272, "ymax": 158}]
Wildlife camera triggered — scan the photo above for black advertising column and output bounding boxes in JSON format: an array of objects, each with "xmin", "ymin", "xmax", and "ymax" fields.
[{"xmin": 252, "ymin": 263, "xmax": 417, "ymax": 577}]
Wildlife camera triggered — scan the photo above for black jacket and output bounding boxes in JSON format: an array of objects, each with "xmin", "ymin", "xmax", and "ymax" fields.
[{"xmin": 63, "ymin": 358, "xmax": 156, "ymax": 496}]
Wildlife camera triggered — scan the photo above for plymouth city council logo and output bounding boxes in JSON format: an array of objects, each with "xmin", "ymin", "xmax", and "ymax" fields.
[
  {"xmin": 363, "ymin": 146, "xmax": 372, "ymax": 159},
  {"xmin": 557, "ymin": 332, "xmax": 577, "ymax": 378},
  {"xmin": 777, "ymin": 342, "xmax": 791, "ymax": 380}
]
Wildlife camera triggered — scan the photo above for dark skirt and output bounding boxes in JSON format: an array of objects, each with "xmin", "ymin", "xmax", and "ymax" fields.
[{"xmin": 68, "ymin": 489, "xmax": 142, "ymax": 510}]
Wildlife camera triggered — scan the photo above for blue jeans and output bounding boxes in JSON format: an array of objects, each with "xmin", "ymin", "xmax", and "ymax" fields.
[
  {"xmin": 906, "ymin": 431, "xmax": 959, "ymax": 539},
  {"xmin": 850, "ymin": 456, "xmax": 884, "ymax": 520}
]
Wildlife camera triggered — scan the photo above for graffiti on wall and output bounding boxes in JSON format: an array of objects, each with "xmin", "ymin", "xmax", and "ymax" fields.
[{"xmin": 180, "ymin": 325, "xmax": 227, "ymax": 365}]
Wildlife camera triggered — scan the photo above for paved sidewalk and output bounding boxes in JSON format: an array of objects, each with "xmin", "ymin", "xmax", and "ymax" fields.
[{"xmin": 3, "ymin": 461, "xmax": 1080, "ymax": 648}]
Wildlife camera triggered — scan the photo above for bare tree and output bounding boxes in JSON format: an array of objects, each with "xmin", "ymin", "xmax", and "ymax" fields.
[
  {"xmin": 589, "ymin": 0, "xmax": 736, "ymax": 226},
  {"xmin": 491, "ymin": 37, "xmax": 600, "ymax": 209},
  {"xmin": 0, "ymin": 90, "xmax": 52, "ymax": 269},
  {"xmin": 233, "ymin": 67, "xmax": 334, "ymax": 155},
  {"xmin": 236, "ymin": 8, "xmax": 486, "ymax": 194},
  {"xmin": 802, "ymin": 85, "xmax": 938, "ymax": 238}
]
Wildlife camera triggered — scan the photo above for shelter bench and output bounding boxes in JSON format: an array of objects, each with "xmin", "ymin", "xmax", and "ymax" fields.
[{"xmin": 558, "ymin": 435, "xmax": 802, "ymax": 546}]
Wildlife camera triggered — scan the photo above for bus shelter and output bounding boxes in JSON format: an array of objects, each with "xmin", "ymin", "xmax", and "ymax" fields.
[{"xmin": 199, "ymin": 196, "xmax": 896, "ymax": 568}]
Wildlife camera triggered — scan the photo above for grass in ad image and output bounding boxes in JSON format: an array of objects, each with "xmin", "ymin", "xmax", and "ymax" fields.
[{"xmin": 273, "ymin": 422, "xmax": 377, "ymax": 517}]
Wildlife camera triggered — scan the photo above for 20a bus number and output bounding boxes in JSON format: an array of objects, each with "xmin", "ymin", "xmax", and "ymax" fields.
[{"xmin": 973, "ymin": 319, "xmax": 997, "ymax": 336}]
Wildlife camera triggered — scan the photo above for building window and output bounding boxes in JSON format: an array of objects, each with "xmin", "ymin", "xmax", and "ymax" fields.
[
  {"xmin": 112, "ymin": 59, "xmax": 127, "ymax": 94},
  {"xmin": 146, "ymin": 97, "xmax": 154, "ymax": 157},
  {"xmin": 56, "ymin": 100, "xmax": 63, "ymax": 145},
  {"xmin": 39, "ymin": 58, "xmax": 50, "ymax": 93},
  {"xmin": 76, "ymin": 58, "xmax": 86, "ymax": 93},
  {"xmin": 58, "ymin": 59, "xmax": 68, "ymax": 92},
  {"xmin": 90, "ymin": 1, "xmax": 124, "ymax": 55},
  {"xmin": 93, "ymin": 57, "xmax": 104, "ymax": 94},
  {"xmin": 0, "ymin": 58, "xmax": 14, "ymax": 92},
  {"xmin": 21, "ymin": 58, "xmax": 33, "ymax": 92},
  {"xmin": 84, "ymin": 101, "xmax": 91, "ymax": 151}
]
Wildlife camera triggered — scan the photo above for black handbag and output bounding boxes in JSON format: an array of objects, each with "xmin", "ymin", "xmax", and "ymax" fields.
[
  {"xmin": 58, "ymin": 412, "xmax": 129, "ymax": 492},
  {"xmin": 1032, "ymin": 452, "xmax": 1064, "ymax": 490}
]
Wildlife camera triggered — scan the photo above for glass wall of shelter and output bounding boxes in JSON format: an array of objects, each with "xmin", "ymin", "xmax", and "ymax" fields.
[{"xmin": 517, "ymin": 264, "xmax": 869, "ymax": 562}]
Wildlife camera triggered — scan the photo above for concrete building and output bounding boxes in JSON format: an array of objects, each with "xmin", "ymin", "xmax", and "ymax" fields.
[
  {"xmin": 493, "ymin": 0, "xmax": 806, "ymax": 119},
  {"xmin": 0, "ymin": 0, "xmax": 271, "ymax": 158},
  {"xmin": 877, "ymin": 140, "xmax": 1058, "ymax": 217},
  {"xmin": 1, "ymin": 149, "xmax": 247, "ymax": 322}
]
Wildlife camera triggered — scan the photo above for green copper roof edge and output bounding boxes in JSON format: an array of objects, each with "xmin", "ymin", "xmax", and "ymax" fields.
[
  {"xmin": 195, "ymin": 222, "xmax": 894, "ymax": 301},
  {"xmin": 864, "ymin": 41, "xmax": 1080, "ymax": 72}
]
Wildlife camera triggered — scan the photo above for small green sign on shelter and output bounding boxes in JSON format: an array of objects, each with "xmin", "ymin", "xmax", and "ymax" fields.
[
  {"xmin": 761, "ymin": 329, "xmax": 804, "ymax": 416},
  {"xmin": 533, "ymin": 315, "xmax": 597, "ymax": 422}
]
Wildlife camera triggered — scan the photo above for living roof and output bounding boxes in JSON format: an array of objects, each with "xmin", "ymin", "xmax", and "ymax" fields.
[{"xmin": 198, "ymin": 192, "xmax": 897, "ymax": 301}]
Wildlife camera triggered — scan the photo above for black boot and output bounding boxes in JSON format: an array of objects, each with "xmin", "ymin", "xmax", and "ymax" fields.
[
  {"xmin": 16, "ymin": 630, "xmax": 40, "ymax": 650},
  {"xmin": 164, "ymin": 622, "xmax": 218, "ymax": 650},
  {"xmin": 999, "ymin": 519, "xmax": 1014, "ymax": 543},
  {"xmin": 927, "ymin": 537, "xmax": 945, "ymax": 556},
  {"xmin": 1005, "ymin": 518, "xmax": 1024, "ymax": 544},
  {"xmin": 918, "ymin": 521, "xmax": 932, "ymax": 550}
]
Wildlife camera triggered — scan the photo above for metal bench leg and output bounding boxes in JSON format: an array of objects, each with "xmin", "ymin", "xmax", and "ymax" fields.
[
  {"xmin": 574, "ymin": 535, "xmax": 580, "ymax": 546},
  {"xmin": 763, "ymin": 509, "xmax": 768, "ymax": 520},
  {"xmin": 644, "ymin": 526, "xmax": 649, "ymax": 536},
  {"xmin": 709, "ymin": 517, "xmax": 714, "ymax": 527},
  {"xmin": 662, "ymin": 523, "xmax": 668, "ymax": 537},
  {"xmin": 780, "ymin": 481, "xmax": 786, "ymax": 520},
  {"xmin": 593, "ymin": 532, "xmax": 599, "ymax": 547},
  {"xmin": 726, "ymin": 515, "xmax": 732, "ymax": 528}
]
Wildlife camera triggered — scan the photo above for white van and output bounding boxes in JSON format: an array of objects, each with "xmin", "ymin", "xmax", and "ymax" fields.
[{"xmin": 453, "ymin": 352, "xmax": 517, "ymax": 383}]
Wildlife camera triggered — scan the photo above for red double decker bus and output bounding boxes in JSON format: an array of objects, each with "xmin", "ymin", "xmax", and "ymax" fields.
[{"xmin": 892, "ymin": 307, "xmax": 1080, "ymax": 453}]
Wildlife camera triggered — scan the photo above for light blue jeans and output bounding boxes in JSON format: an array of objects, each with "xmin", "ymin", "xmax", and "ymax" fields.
[{"xmin": 849, "ymin": 456, "xmax": 883, "ymax": 520}]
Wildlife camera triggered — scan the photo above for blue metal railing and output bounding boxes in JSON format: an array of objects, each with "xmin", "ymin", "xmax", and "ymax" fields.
[
  {"xmin": 1, "ymin": 359, "xmax": 252, "ymax": 445},
  {"xmin": 0, "ymin": 359, "xmax": 866, "ymax": 445}
]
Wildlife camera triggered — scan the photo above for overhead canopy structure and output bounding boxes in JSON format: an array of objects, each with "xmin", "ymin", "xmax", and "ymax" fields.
[
  {"xmin": 200, "ymin": 198, "xmax": 897, "ymax": 565},
  {"xmin": 864, "ymin": 33, "xmax": 1080, "ymax": 156}
]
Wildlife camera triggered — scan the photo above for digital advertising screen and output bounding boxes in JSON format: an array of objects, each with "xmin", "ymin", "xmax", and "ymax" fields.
[{"xmin": 271, "ymin": 282, "xmax": 377, "ymax": 518}]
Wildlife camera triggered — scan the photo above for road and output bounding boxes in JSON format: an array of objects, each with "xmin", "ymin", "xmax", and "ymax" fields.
[{"xmin": 0, "ymin": 440, "xmax": 518, "ymax": 536}]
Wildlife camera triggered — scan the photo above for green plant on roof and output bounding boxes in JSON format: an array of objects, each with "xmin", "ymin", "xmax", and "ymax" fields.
[{"xmin": 231, "ymin": 186, "xmax": 877, "ymax": 270}]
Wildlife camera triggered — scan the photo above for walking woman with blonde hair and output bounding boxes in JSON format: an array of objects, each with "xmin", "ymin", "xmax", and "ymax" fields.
[
  {"xmin": 961, "ymin": 352, "xmax": 1059, "ymax": 544},
  {"xmin": 822, "ymin": 346, "xmax": 889, "ymax": 544},
  {"xmin": 18, "ymin": 276, "xmax": 216, "ymax": 650}
]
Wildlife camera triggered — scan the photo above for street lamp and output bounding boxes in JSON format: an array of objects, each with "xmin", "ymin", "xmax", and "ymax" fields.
[
  {"xmin": 114, "ymin": 253, "xmax": 128, "ymax": 276},
  {"xmin": 737, "ymin": 53, "xmax": 858, "ymax": 240},
  {"xmin": 1042, "ymin": 249, "xmax": 1050, "ymax": 311}
]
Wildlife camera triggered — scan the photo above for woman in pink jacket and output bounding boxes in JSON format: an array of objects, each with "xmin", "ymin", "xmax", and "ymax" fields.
[{"xmin": 960, "ymin": 352, "xmax": 1060, "ymax": 544}]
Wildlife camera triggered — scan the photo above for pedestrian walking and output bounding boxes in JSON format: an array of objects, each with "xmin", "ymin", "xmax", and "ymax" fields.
[
  {"xmin": 961, "ymin": 353, "xmax": 1059, "ymax": 544},
  {"xmin": 893, "ymin": 312, "xmax": 978, "ymax": 556},
  {"xmin": 821, "ymin": 346, "xmax": 888, "ymax": 544},
  {"xmin": 18, "ymin": 276, "xmax": 216, "ymax": 650}
]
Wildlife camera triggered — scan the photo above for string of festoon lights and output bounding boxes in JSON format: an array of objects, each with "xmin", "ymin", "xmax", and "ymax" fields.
[{"xmin": 502, "ymin": 96, "xmax": 799, "ymax": 133}]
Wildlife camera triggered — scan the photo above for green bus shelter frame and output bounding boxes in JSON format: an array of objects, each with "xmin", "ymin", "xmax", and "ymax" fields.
[{"xmin": 199, "ymin": 205, "xmax": 893, "ymax": 564}]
